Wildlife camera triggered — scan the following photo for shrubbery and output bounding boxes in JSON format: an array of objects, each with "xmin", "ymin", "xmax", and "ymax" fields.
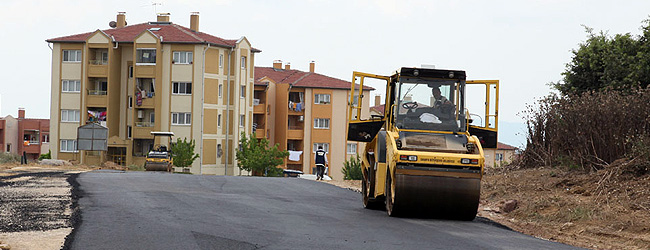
[
  {"xmin": 520, "ymin": 88, "xmax": 650, "ymax": 174},
  {"xmin": 0, "ymin": 153, "xmax": 19, "ymax": 164},
  {"xmin": 342, "ymin": 154, "xmax": 362, "ymax": 180}
]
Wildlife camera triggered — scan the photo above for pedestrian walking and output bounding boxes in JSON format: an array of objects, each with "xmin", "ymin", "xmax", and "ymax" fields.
[{"xmin": 315, "ymin": 146, "xmax": 328, "ymax": 180}]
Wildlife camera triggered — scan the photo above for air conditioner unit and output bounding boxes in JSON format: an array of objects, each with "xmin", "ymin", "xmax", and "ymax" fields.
[
  {"xmin": 137, "ymin": 110, "xmax": 144, "ymax": 118},
  {"xmin": 299, "ymin": 115, "xmax": 304, "ymax": 121}
]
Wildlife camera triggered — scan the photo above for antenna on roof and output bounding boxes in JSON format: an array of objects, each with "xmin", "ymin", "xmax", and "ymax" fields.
[{"xmin": 109, "ymin": 21, "xmax": 117, "ymax": 28}]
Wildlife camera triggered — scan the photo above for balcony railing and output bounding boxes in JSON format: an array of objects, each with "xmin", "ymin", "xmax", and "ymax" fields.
[
  {"xmin": 89, "ymin": 59, "xmax": 108, "ymax": 65},
  {"xmin": 88, "ymin": 90, "xmax": 107, "ymax": 95},
  {"xmin": 135, "ymin": 122, "xmax": 154, "ymax": 127}
]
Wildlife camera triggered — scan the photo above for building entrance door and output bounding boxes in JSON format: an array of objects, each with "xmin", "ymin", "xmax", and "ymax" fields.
[{"xmin": 107, "ymin": 147, "xmax": 126, "ymax": 166}]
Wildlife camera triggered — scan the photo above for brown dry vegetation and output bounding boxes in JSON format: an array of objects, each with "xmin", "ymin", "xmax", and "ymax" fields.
[{"xmin": 481, "ymin": 163, "xmax": 650, "ymax": 250}]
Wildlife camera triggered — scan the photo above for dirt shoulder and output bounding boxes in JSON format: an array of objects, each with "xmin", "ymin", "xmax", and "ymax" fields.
[{"xmin": 325, "ymin": 166, "xmax": 650, "ymax": 250}]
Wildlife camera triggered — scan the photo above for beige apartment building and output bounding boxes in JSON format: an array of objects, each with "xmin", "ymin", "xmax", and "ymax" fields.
[
  {"xmin": 254, "ymin": 61, "xmax": 372, "ymax": 180},
  {"xmin": 47, "ymin": 12, "xmax": 258, "ymax": 175}
]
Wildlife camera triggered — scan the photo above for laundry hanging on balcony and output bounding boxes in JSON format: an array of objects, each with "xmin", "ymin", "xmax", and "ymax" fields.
[
  {"xmin": 288, "ymin": 150, "xmax": 302, "ymax": 161},
  {"xmin": 87, "ymin": 110, "xmax": 107, "ymax": 122}
]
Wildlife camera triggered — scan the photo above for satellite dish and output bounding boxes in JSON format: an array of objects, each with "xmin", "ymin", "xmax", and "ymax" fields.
[{"xmin": 109, "ymin": 21, "xmax": 117, "ymax": 28}]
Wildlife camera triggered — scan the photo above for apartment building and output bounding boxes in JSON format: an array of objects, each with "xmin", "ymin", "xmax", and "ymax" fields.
[
  {"xmin": 0, "ymin": 108, "xmax": 50, "ymax": 160},
  {"xmin": 254, "ymin": 61, "xmax": 372, "ymax": 180},
  {"xmin": 47, "ymin": 12, "xmax": 258, "ymax": 175}
]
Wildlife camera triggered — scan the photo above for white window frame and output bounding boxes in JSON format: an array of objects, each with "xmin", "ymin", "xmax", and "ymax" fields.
[
  {"xmin": 218, "ymin": 84, "xmax": 223, "ymax": 98},
  {"xmin": 218, "ymin": 114, "xmax": 222, "ymax": 128},
  {"xmin": 239, "ymin": 115, "xmax": 245, "ymax": 127},
  {"xmin": 43, "ymin": 134, "xmax": 49, "ymax": 143},
  {"xmin": 171, "ymin": 112, "xmax": 192, "ymax": 125},
  {"xmin": 62, "ymin": 80, "xmax": 81, "ymax": 93},
  {"xmin": 60, "ymin": 140, "xmax": 78, "ymax": 152},
  {"xmin": 241, "ymin": 56, "xmax": 246, "ymax": 69},
  {"xmin": 496, "ymin": 153, "xmax": 504, "ymax": 161},
  {"xmin": 347, "ymin": 143, "xmax": 357, "ymax": 155},
  {"xmin": 240, "ymin": 86, "xmax": 246, "ymax": 98},
  {"xmin": 313, "ymin": 118, "xmax": 330, "ymax": 129},
  {"xmin": 61, "ymin": 109, "xmax": 80, "ymax": 122},
  {"xmin": 313, "ymin": 143, "xmax": 329, "ymax": 153},
  {"xmin": 172, "ymin": 82, "xmax": 192, "ymax": 95},
  {"xmin": 128, "ymin": 96, "xmax": 133, "ymax": 109},
  {"xmin": 172, "ymin": 51, "xmax": 193, "ymax": 64},
  {"xmin": 127, "ymin": 125, "xmax": 132, "ymax": 139},
  {"xmin": 314, "ymin": 94, "xmax": 331, "ymax": 104},
  {"xmin": 62, "ymin": 50, "xmax": 81, "ymax": 62},
  {"xmin": 219, "ymin": 54, "xmax": 224, "ymax": 68},
  {"xmin": 136, "ymin": 48, "xmax": 156, "ymax": 65}
]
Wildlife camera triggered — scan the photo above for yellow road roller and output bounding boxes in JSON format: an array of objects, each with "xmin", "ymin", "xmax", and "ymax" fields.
[
  {"xmin": 144, "ymin": 131, "xmax": 174, "ymax": 172},
  {"xmin": 347, "ymin": 67, "xmax": 498, "ymax": 220}
]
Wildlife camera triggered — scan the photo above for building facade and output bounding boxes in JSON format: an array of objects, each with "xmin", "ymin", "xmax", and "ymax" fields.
[
  {"xmin": 484, "ymin": 142, "xmax": 518, "ymax": 168},
  {"xmin": 254, "ymin": 61, "xmax": 372, "ymax": 180},
  {"xmin": 47, "ymin": 12, "xmax": 258, "ymax": 175},
  {"xmin": 0, "ymin": 109, "xmax": 50, "ymax": 160}
]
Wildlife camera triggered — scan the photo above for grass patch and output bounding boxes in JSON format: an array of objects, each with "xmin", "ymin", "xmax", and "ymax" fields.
[{"xmin": 127, "ymin": 165, "xmax": 145, "ymax": 171}]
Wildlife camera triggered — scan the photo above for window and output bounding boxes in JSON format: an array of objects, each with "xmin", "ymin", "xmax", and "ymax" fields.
[
  {"xmin": 218, "ymin": 84, "xmax": 223, "ymax": 98},
  {"xmin": 217, "ymin": 144, "xmax": 222, "ymax": 158},
  {"xmin": 60, "ymin": 140, "xmax": 78, "ymax": 152},
  {"xmin": 347, "ymin": 143, "xmax": 357, "ymax": 155},
  {"xmin": 128, "ymin": 66, "xmax": 134, "ymax": 78},
  {"xmin": 219, "ymin": 54, "xmax": 224, "ymax": 68},
  {"xmin": 314, "ymin": 94, "xmax": 331, "ymax": 104},
  {"xmin": 241, "ymin": 56, "xmax": 246, "ymax": 69},
  {"xmin": 496, "ymin": 153, "xmax": 504, "ymax": 161},
  {"xmin": 171, "ymin": 112, "xmax": 191, "ymax": 125},
  {"xmin": 239, "ymin": 115, "xmax": 245, "ymax": 127},
  {"xmin": 172, "ymin": 82, "xmax": 192, "ymax": 95},
  {"xmin": 314, "ymin": 118, "xmax": 330, "ymax": 129},
  {"xmin": 218, "ymin": 114, "xmax": 222, "ymax": 127},
  {"xmin": 101, "ymin": 52, "xmax": 108, "ymax": 64},
  {"xmin": 62, "ymin": 80, "xmax": 81, "ymax": 93},
  {"xmin": 43, "ymin": 134, "xmax": 50, "ymax": 143},
  {"xmin": 173, "ymin": 51, "xmax": 193, "ymax": 64},
  {"xmin": 128, "ymin": 96, "xmax": 133, "ymax": 109},
  {"xmin": 240, "ymin": 86, "xmax": 246, "ymax": 98},
  {"xmin": 127, "ymin": 126, "xmax": 132, "ymax": 139},
  {"xmin": 313, "ymin": 143, "xmax": 329, "ymax": 153},
  {"xmin": 62, "ymin": 50, "xmax": 81, "ymax": 62},
  {"xmin": 136, "ymin": 49, "xmax": 156, "ymax": 64},
  {"xmin": 6, "ymin": 144, "xmax": 10, "ymax": 152},
  {"xmin": 61, "ymin": 109, "xmax": 80, "ymax": 122}
]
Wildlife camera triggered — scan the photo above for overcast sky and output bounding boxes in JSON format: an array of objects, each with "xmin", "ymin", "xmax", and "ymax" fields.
[{"xmin": 1, "ymin": 0, "xmax": 650, "ymax": 146}]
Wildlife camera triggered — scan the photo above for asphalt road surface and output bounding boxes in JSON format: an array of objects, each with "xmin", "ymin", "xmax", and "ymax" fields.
[{"xmin": 68, "ymin": 171, "xmax": 581, "ymax": 250}]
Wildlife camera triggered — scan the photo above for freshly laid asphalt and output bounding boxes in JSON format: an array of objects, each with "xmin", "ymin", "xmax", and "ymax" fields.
[{"xmin": 67, "ymin": 170, "xmax": 581, "ymax": 250}]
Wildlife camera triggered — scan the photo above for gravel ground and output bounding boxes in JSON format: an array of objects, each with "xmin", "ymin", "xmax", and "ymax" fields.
[{"xmin": 0, "ymin": 165, "xmax": 87, "ymax": 250}]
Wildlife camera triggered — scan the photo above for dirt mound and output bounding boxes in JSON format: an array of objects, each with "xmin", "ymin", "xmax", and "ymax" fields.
[{"xmin": 481, "ymin": 165, "xmax": 650, "ymax": 250}]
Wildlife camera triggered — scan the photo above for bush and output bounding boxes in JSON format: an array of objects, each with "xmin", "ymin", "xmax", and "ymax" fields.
[
  {"xmin": 342, "ymin": 154, "xmax": 362, "ymax": 180},
  {"xmin": 0, "ymin": 152, "xmax": 20, "ymax": 164},
  {"xmin": 170, "ymin": 138, "xmax": 200, "ymax": 168},
  {"xmin": 520, "ymin": 88, "xmax": 650, "ymax": 170},
  {"xmin": 38, "ymin": 150, "xmax": 52, "ymax": 160}
]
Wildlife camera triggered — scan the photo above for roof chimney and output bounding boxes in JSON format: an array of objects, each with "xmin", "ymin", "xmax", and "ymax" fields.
[
  {"xmin": 285, "ymin": 63, "xmax": 291, "ymax": 70},
  {"xmin": 309, "ymin": 61, "xmax": 315, "ymax": 73},
  {"xmin": 374, "ymin": 95, "xmax": 381, "ymax": 107},
  {"xmin": 190, "ymin": 12, "xmax": 199, "ymax": 32},
  {"xmin": 273, "ymin": 60, "xmax": 282, "ymax": 69},
  {"xmin": 18, "ymin": 108, "xmax": 25, "ymax": 119},
  {"xmin": 157, "ymin": 13, "xmax": 170, "ymax": 22},
  {"xmin": 117, "ymin": 12, "xmax": 126, "ymax": 28}
]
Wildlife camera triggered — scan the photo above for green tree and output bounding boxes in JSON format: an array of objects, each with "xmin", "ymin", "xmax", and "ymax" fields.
[
  {"xmin": 342, "ymin": 154, "xmax": 362, "ymax": 180},
  {"xmin": 171, "ymin": 138, "xmax": 200, "ymax": 168},
  {"xmin": 556, "ymin": 22, "xmax": 650, "ymax": 95},
  {"xmin": 236, "ymin": 132, "xmax": 289, "ymax": 177},
  {"xmin": 38, "ymin": 150, "xmax": 52, "ymax": 160}
]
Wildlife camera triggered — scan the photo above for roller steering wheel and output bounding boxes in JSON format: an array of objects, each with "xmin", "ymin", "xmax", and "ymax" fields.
[{"xmin": 401, "ymin": 102, "xmax": 418, "ymax": 113}]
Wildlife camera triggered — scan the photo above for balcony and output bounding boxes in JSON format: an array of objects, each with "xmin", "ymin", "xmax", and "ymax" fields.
[
  {"xmin": 135, "ymin": 65, "xmax": 156, "ymax": 78},
  {"xmin": 133, "ymin": 125, "xmax": 154, "ymax": 139},
  {"xmin": 253, "ymin": 104, "xmax": 266, "ymax": 114},
  {"xmin": 287, "ymin": 127, "xmax": 303, "ymax": 140},
  {"xmin": 255, "ymin": 129, "xmax": 265, "ymax": 139},
  {"xmin": 87, "ymin": 90, "xmax": 107, "ymax": 107},
  {"xmin": 88, "ymin": 63, "xmax": 108, "ymax": 77}
]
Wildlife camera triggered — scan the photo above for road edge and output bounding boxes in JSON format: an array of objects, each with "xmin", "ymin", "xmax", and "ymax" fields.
[{"xmin": 61, "ymin": 172, "xmax": 83, "ymax": 250}]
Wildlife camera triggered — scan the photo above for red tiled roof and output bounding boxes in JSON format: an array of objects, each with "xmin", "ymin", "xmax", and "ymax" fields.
[
  {"xmin": 47, "ymin": 22, "xmax": 260, "ymax": 52},
  {"xmin": 254, "ymin": 67, "xmax": 374, "ymax": 90},
  {"xmin": 370, "ymin": 105, "xmax": 385, "ymax": 114},
  {"xmin": 497, "ymin": 142, "xmax": 517, "ymax": 150}
]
